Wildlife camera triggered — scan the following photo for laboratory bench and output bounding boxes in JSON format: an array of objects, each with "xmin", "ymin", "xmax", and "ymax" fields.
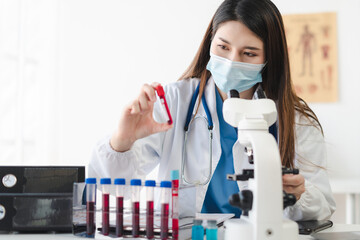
[{"xmin": 1, "ymin": 224, "xmax": 360, "ymax": 240}]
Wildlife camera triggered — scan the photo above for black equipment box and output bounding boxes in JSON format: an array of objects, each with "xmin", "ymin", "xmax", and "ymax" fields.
[{"xmin": 0, "ymin": 166, "xmax": 85, "ymax": 232}]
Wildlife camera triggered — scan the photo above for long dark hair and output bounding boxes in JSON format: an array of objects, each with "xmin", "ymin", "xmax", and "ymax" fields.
[{"xmin": 180, "ymin": 0, "xmax": 322, "ymax": 168}]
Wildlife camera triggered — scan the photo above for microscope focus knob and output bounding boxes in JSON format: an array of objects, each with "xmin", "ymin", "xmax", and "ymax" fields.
[
  {"xmin": 227, "ymin": 169, "xmax": 254, "ymax": 181},
  {"xmin": 283, "ymin": 191, "xmax": 297, "ymax": 209},
  {"xmin": 282, "ymin": 167, "xmax": 299, "ymax": 175},
  {"xmin": 229, "ymin": 190, "xmax": 253, "ymax": 216}
]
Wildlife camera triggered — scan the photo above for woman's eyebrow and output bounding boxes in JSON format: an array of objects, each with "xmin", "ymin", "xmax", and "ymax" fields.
[
  {"xmin": 218, "ymin": 37, "xmax": 261, "ymax": 51},
  {"xmin": 219, "ymin": 37, "xmax": 231, "ymax": 44},
  {"xmin": 244, "ymin": 46, "xmax": 261, "ymax": 51}
]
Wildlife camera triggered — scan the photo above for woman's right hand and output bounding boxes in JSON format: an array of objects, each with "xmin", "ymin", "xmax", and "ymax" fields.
[{"xmin": 110, "ymin": 83, "xmax": 173, "ymax": 152}]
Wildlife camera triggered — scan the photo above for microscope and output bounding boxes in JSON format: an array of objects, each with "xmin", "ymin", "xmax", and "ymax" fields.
[{"xmin": 222, "ymin": 90, "xmax": 298, "ymax": 240}]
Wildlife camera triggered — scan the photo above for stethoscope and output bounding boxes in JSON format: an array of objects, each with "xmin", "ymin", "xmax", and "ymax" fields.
[{"xmin": 181, "ymin": 80, "xmax": 214, "ymax": 186}]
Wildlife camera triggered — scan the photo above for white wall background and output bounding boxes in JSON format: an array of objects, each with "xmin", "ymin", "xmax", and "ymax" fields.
[
  {"xmin": 0, "ymin": 0, "xmax": 60, "ymax": 165},
  {"xmin": 58, "ymin": 0, "xmax": 360, "ymax": 179},
  {"xmin": 1, "ymin": 0, "xmax": 360, "ymax": 223},
  {"xmin": 58, "ymin": 0, "xmax": 224, "ymax": 166}
]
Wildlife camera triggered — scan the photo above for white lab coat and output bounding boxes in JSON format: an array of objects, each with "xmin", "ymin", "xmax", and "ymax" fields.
[{"xmin": 88, "ymin": 77, "xmax": 336, "ymax": 221}]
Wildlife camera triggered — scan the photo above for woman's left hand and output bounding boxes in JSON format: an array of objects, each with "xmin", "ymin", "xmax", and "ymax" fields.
[{"xmin": 282, "ymin": 174, "xmax": 305, "ymax": 201}]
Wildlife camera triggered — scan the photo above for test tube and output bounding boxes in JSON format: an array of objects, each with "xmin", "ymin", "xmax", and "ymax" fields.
[
  {"xmin": 160, "ymin": 181, "xmax": 172, "ymax": 240},
  {"xmin": 85, "ymin": 178, "xmax": 97, "ymax": 237},
  {"xmin": 114, "ymin": 178, "xmax": 125, "ymax": 237},
  {"xmin": 206, "ymin": 220, "xmax": 218, "ymax": 240},
  {"xmin": 100, "ymin": 178, "xmax": 111, "ymax": 236},
  {"xmin": 171, "ymin": 170, "xmax": 179, "ymax": 240},
  {"xmin": 145, "ymin": 180, "xmax": 156, "ymax": 239},
  {"xmin": 192, "ymin": 219, "xmax": 204, "ymax": 240},
  {"xmin": 131, "ymin": 179, "xmax": 142, "ymax": 237},
  {"xmin": 156, "ymin": 85, "xmax": 173, "ymax": 124}
]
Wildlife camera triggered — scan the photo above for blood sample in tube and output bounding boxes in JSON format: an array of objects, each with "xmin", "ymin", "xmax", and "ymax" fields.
[
  {"xmin": 156, "ymin": 85, "xmax": 173, "ymax": 125},
  {"xmin": 145, "ymin": 180, "xmax": 156, "ymax": 239},
  {"xmin": 160, "ymin": 181, "xmax": 172, "ymax": 240},
  {"xmin": 114, "ymin": 178, "xmax": 126, "ymax": 237},
  {"xmin": 100, "ymin": 178, "xmax": 111, "ymax": 236},
  {"xmin": 131, "ymin": 179, "xmax": 142, "ymax": 238},
  {"xmin": 133, "ymin": 201, "xmax": 140, "ymax": 237},
  {"xmin": 116, "ymin": 196, "xmax": 124, "ymax": 237},
  {"xmin": 86, "ymin": 201, "xmax": 95, "ymax": 237},
  {"xmin": 85, "ymin": 178, "xmax": 97, "ymax": 237}
]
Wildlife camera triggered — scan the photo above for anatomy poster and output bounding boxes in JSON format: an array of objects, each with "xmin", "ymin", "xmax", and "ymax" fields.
[{"xmin": 283, "ymin": 12, "xmax": 338, "ymax": 102}]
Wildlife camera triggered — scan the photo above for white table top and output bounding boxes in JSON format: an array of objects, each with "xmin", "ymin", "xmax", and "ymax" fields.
[
  {"xmin": 1, "ymin": 224, "xmax": 360, "ymax": 240},
  {"xmin": 304, "ymin": 224, "xmax": 360, "ymax": 239}
]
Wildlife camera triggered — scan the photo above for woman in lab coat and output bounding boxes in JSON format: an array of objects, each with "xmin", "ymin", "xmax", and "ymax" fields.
[{"xmin": 89, "ymin": 0, "xmax": 336, "ymax": 220}]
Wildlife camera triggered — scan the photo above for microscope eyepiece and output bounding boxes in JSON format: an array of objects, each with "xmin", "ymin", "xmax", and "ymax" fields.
[
  {"xmin": 228, "ymin": 89, "xmax": 240, "ymax": 98},
  {"xmin": 253, "ymin": 85, "xmax": 267, "ymax": 99}
]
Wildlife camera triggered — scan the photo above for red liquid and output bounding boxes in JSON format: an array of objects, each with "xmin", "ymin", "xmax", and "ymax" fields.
[
  {"xmin": 102, "ymin": 193, "xmax": 109, "ymax": 235},
  {"xmin": 161, "ymin": 203, "xmax": 169, "ymax": 240},
  {"xmin": 86, "ymin": 201, "xmax": 95, "ymax": 237},
  {"xmin": 146, "ymin": 201, "xmax": 154, "ymax": 239},
  {"xmin": 116, "ymin": 196, "xmax": 124, "ymax": 237},
  {"xmin": 172, "ymin": 218, "xmax": 179, "ymax": 239},
  {"xmin": 172, "ymin": 179, "xmax": 179, "ymax": 239},
  {"xmin": 132, "ymin": 201, "xmax": 140, "ymax": 237}
]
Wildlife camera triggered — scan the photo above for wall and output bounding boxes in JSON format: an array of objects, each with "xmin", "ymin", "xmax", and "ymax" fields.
[
  {"xmin": 58, "ymin": 0, "xmax": 223, "ymax": 166},
  {"xmin": 59, "ymin": 0, "xmax": 360, "ymax": 179}
]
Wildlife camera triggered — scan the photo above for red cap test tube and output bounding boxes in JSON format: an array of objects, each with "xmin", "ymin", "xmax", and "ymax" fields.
[
  {"xmin": 171, "ymin": 170, "xmax": 180, "ymax": 239},
  {"xmin": 156, "ymin": 85, "xmax": 173, "ymax": 125}
]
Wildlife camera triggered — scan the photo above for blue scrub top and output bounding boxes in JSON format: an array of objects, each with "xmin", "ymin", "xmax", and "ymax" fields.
[
  {"xmin": 201, "ymin": 88, "xmax": 242, "ymax": 217},
  {"xmin": 201, "ymin": 88, "xmax": 278, "ymax": 218}
]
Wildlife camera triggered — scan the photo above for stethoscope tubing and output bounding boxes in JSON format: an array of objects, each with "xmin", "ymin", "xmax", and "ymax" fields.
[
  {"xmin": 182, "ymin": 80, "xmax": 213, "ymax": 186},
  {"xmin": 184, "ymin": 81, "xmax": 213, "ymax": 131}
]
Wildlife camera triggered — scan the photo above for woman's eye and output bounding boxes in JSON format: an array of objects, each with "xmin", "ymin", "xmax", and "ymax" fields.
[
  {"xmin": 244, "ymin": 52, "xmax": 256, "ymax": 57},
  {"xmin": 217, "ymin": 44, "xmax": 228, "ymax": 50}
]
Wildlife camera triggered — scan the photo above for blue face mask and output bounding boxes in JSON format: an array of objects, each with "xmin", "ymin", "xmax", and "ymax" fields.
[{"xmin": 206, "ymin": 53, "xmax": 265, "ymax": 93}]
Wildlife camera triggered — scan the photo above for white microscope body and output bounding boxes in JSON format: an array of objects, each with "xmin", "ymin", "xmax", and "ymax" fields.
[{"xmin": 223, "ymin": 98, "xmax": 298, "ymax": 240}]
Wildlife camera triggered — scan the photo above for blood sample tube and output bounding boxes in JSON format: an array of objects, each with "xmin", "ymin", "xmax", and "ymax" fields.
[
  {"xmin": 130, "ymin": 179, "xmax": 142, "ymax": 238},
  {"xmin": 100, "ymin": 178, "xmax": 111, "ymax": 236},
  {"xmin": 114, "ymin": 178, "xmax": 125, "ymax": 237},
  {"xmin": 145, "ymin": 180, "xmax": 156, "ymax": 239},
  {"xmin": 160, "ymin": 181, "xmax": 172, "ymax": 240},
  {"xmin": 171, "ymin": 170, "xmax": 179, "ymax": 240},
  {"xmin": 156, "ymin": 85, "xmax": 173, "ymax": 125},
  {"xmin": 85, "ymin": 178, "xmax": 97, "ymax": 237}
]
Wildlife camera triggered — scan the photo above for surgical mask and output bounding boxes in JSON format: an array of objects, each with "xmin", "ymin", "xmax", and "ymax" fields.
[{"xmin": 206, "ymin": 52, "xmax": 265, "ymax": 93}]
